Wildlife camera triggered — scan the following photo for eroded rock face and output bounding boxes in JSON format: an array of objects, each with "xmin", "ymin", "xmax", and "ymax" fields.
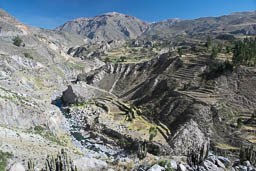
[
  {"xmin": 169, "ymin": 120, "xmax": 209, "ymax": 155},
  {"xmin": 75, "ymin": 53, "xmax": 214, "ymax": 155},
  {"xmin": 62, "ymin": 83, "xmax": 111, "ymax": 106}
]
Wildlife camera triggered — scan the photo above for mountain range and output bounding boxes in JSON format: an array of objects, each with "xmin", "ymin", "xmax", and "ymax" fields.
[{"xmin": 56, "ymin": 10, "xmax": 256, "ymax": 42}]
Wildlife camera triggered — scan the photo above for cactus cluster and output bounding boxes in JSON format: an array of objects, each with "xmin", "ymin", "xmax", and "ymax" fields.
[
  {"xmin": 28, "ymin": 160, "xmax": 35, "ymax": 171},
  {"xmin": 137, "ymin": 141, "xmax": 147, "ymax": 159},
  {"xmin": 239, "ymin": 145, "xmax": 256, "ymax": 165},
  {"xmin": 187, "ymin": 142, "xmax": 209, "ymax": 166},
  {"xmin": 27, "ymin": 149, "xmax": 77, "ymax": 171}
]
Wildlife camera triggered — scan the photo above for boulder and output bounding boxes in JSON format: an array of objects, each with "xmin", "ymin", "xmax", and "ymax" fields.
[
  {"xmin": 148, "ymin": 164, "xmax": 165, "ymax": 171},
  {"xmin": 74, "ymin": 157, "xmax": 107, "ymax": 171},
  {"xmin": 217, "ymin": 156, "xmax": 231, "ymax": 165},
  {"xmin": 170, "ymin": 160, "xmax": 178, "ymax": 170},
  {"xmin": 216, "ymin": 159, "xmax": 226, "ymax": 169},
  {"xmin": 202, "ymin": 160, "xmax": 218, "ymax": 171},
  {"xmin": 8, "ymin": 162, "xmax": 25, "ymax": 171},
  {"xmin": 177, "ymin": 164, "xmax": 187, "ymax": 171}
]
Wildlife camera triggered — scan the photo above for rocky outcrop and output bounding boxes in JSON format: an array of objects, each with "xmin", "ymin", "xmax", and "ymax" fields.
[
  {"xmin": 62, "ymin": 83, "xmax": 111, "ymax": 106},
  {"xmin": 169, "ymin": 120, "xmax": 209, "ymax": 155},
  {"xmin": 74, "ymin": 157, "xmax": 107, "ymax": 171},
  {"xmin": 8, "ymin": 162, "xmax": 25, "ymax": 171}
]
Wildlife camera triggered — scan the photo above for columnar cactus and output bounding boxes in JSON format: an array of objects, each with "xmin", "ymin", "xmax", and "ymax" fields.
[
  {"xmin": 27, "ymin": 149, "xmax": 77, "ymax": 171},
  {"xmin": 187, "ymin": 142, "xmax": 209, "ymax": 166},
  {"xmin": 240, "ymin": 145, "xmax": 256, "ymax": 165}
]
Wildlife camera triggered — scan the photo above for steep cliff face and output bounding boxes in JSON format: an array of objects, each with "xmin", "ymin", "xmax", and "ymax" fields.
[{"xmin": 56, "ymin": 12, "xmax": 150, "ymax": 42}]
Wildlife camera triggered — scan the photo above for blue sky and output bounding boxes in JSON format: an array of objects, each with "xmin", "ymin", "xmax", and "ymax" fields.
[{"xmin": 0, "ymin": 0, "xmax": 256, "ymax": 29}]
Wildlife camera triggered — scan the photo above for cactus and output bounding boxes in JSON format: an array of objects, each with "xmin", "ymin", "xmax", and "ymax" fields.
[
  {"xmin": 187, "ymin": 142, "xmax": 209, "ymax": 167},
  {"xmin": 27, "ymin": 159, "xmax": 35, "ymax": 171},
  {"xmin": 137, "ymin": 140, "xmax": 147, "ymax": 159},
  {"xmin": 28, "ymin": 149, "xmax": 77, "ymax": 171},
  {"xmin": 239, "ymin": 145, "xmax": 256, "ymax": 165}
]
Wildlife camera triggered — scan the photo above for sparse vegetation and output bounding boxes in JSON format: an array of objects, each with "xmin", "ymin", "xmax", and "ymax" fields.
[
  {"xmin": 149, "ymin": 126, "xmax": 158, "ymax": 141},
  {"xmin": 178, "ymin": 48, "xmax": 183, "ymax": 57},
  {"xmin": 232, "ymin": 37, "xmax": 256, "ymax": 66},
  {"xmin": 206, "ymin": 36, "xmax": 212, "ymax": 49},
  {"xmin": 0, "ymin": 151, "xmax": 12, "ymax": 171},
  {"xmin": 12, "ymin": 36, "xmax": 23, "ymax": 47},
  {"xmin": 119, "ymin": 56, "xmax": 127, "ymax": 62},
  {"xmin": 24, "ymin": 52, "xmax": 33, "ymax": 59},
  {"xmin": 210, "ymin": 46, "xmax": 218, "ymax": 59}
]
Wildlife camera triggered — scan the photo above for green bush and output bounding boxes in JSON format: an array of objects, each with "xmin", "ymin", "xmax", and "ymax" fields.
[
  {"xmin": 0, "ymin": 151, "xmax": 12, "ymax": 170},
  {"xmin": 178, "ymin": 48, "xmax": 183, "ymax": 57},
  {"xmin": 119, "ymin": 56, "xmax": 127, "ymax": 62},
  {"xmin": 24, "ymin": 52, "xmax": 33, "ymax": 59},
  {"xmin": 12, "ymin": 36, "xmax": 23, "ymax": 47}
]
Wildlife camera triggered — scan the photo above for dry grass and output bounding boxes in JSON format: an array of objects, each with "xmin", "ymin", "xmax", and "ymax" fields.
[{"xmin": 215, "ymin": 143, "xmax": 240, "ymax": 150}]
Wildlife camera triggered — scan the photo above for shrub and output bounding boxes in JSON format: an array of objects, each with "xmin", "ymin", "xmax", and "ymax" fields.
[
  {"xmin": 149, "ymin": 127, "xmax": 158, "ymax": 141},
  {"xmin": 104, "ymin": 57, "xmax": 110, "ymax": 62},
  {"xmin": 210, "ymin": 46, "xmax": 218, "ymax": 59},
  {"xmin": 12, "ymin": 36, "xmax": 23, "ymax": 47},
  {"xmin": 24, "ymin": 52, "xmax": 33, "ymax": 59},
  {"xmin": 178, "ymin": 48, "xmax": 183, "ymax": 57},
  {"xmin": 120, "ymin": 56, "xmax": 127, "ymax": 62}
]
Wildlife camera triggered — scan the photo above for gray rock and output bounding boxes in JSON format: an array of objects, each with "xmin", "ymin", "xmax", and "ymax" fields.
[
  {"xmin": 202, "ymin": 160, "xmax": 218, "ymax": 171},
  {"xmin": 62, "ymin": 84, "xmax": 110, "ymax": 105},
  {"xmin": 238, "ymin": 165, "xmax": 247, "ymax": 171},
  {"xmin": 169, "ymin": 120, "xmax": 209, "ymax": 155},
  {"xmin": 244, "ymin": 161, "xmax": 251, "ymax": 167},
  {"xmin": 170, "ymin": 160, "xmax": 178, "ymax": 169},
  {"xmin": 148, "ymin": 164, "xmax": 165, "ymax": 171},
  {"xmin": 8, "ymin": 162, "xmax": 25, "ymax": 171},
  {"xmin": 230, "ymin": 167, "xmax": 236, "ymax": 171},
  {"xmin": 216, "ymin": 159, "xmax": 226, "ymax": 169},
  {"xmin": 217, "ymin": 156, "xmax": 231, "ymax": 164},
  {"xmin": 74, "ymin": 157, "xmax": 107, "ymax": 171},
  {"xmin": 177, "ymin": 164, "xmax": 187, "ymax": 171},
  {"xmin": 207, "ymin": 156, "xmax": 217, "ymax": 164}
]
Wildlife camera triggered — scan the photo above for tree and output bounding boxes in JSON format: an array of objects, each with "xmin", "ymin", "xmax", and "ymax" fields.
[
  {"xmin": 210, "ymin": 46, "xmax": 218, "ymax": 59},
  {"xmin": 178, "ymin": 48, "xmax": 183, "ymax": 57},
  {"xmin": 206, "ymin": 36, "xmax": 212, "ymax": 50},
  {"xmin": 120, "ymin": 56, "xmax": 127, "ymax": 62},
  {"xmin": 12, "ymin": 36, "xmax": 23, "ymax": 47},
  {"xmin": 226, "ymin": 46, "xmax": 231, "ymax": 54},
  {"xmin": 232, "ymin": 38, "xmax": 256, "ymax": 66}
]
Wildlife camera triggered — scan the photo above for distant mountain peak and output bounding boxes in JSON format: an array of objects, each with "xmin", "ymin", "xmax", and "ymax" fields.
[{"xmin": 56, "ymin": 12, "xmax": 150, "ymax": 42}]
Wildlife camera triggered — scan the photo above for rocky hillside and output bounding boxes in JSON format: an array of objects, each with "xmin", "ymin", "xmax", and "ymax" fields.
[
  {"xmin": 56, "ymin": 12, "xmax": 149, "ymax": 42},
  {"xmin": 141, "ymin": 11, "xmax": 256, "ymax": 39},
  {"xmin": 2, "ymin": 7, "xmax": 256, "ymax": 171}
]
